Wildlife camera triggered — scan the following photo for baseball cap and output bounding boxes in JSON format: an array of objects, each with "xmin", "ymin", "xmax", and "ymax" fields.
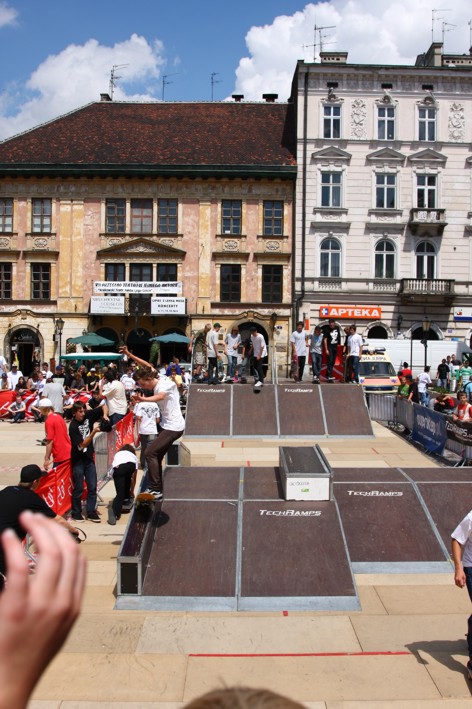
[
  {"xmin": 90, "ymin": 368, "xmax": 96, "ymax": 372},
  {"xmin": 20, "ymin": 464, "xmax": 47, "ymax": 483},
  {"xmin": 213, "ymin": 322, "xmax": 221, "ymax": 328},
  {"xmin": 11, "ymin": 363, "xmax": 17, "ymax": 368},
  {"xmin": 1, "ymin": 373, "xmax": 6, "ymax": 378},
  {"xmin": 38, "ymin": 398, "xmax": 53, "ymax": 408}
]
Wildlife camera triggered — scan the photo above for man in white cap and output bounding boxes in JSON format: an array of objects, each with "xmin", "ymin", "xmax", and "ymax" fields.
[{"xmin": 40, "ymin": 398, "xmax": 71, "ymax": 470}]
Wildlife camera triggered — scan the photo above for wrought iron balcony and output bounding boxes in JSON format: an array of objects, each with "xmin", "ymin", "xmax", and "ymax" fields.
[
  {"xmin": 408, "ymin": 208, "xmax": 447, "ymax": 235},
  {"xmin": 399, "ymin": 277, "xmax": 455, "ymax": 305}
]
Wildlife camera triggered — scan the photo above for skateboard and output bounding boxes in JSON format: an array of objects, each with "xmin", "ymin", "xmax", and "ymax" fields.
[
  {"xmin": 253, "ymin": 384, "xmax": 262, "ymax": 393},
  {"xmin": 135, "ymin": 492, "xmax": 159, "ymax": 510}
]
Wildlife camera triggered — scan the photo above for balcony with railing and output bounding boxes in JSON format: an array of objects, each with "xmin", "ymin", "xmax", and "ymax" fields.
[
  {"xmin": 399, "ymin": 277, "xmax": 455, "ymax": 304},
  {"xmin": 408, "ymin": 208, "xmax": 447, "ymax": 235}
]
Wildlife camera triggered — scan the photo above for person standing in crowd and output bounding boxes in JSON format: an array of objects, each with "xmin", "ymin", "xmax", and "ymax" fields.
[
  {"xmin": 417, "ymin": 365, "xmax": 432, "ymax": 406},
  {"xmin": 451, "ymin": 510, "xmax": 472, "ymax": 679},
  {"xmin": 250, "ymin": 326, "xmax": 267, "ymax": 389},
  {"xmin": 68, "ymin": 401, "xmax": 105, "ymax": 522},
  {"xmin": 134, "ymin": 399, "xmax": 161, "ymax": 473},
  {"xmin": 224, "ymin": 326, "xmax": 241, "ymax": 383},
  {"xmin": 290, "ymin": 321, "xmax": 309, "ymax": 383},
  {"xmin": 347, "ymin": 325, "xmax": 363, "ymax": 384},
  {"xmin": 0, "ymin": 465, "xmax": 79, "ymax": 592},
  {"xmin": 40, "ymin": 398, "xmax": 71, "ymax": 470},
  {"xmin": 120, "ymin": 366, "xmax": 136, "ymax": 400},
  {"xmin": 206, "ymin": 323, "xmax": 222, "ymax": 386},
  {"xmin": 436, "ymin": 359, "xmax": 449, "ymax": 390},
  {"xmin": 7, "ymin": 363, "xmax": 23, "ymax": 390},
  {"xmin": 107, "ymin": 444, "xmax": 139, "ymax": 526},
  {"xmin": 0, "ymin": 350, "xmax": 7, "ymax": 373},
  {"xmin": 308, "ymin": 325, "xmax": 323, "ymax": 384},
  {"xmin": 43, "ymin": 374, "xmax": 66, "ymax": 416},
  {"xmin": 397, "ymin": 375, "xmax": 410, "ymax": 400},
  {"xmin": 450, "ymin": 356, "xmax": 460, "ymax": 392},
  {"xmin": 189, "ymin": 323, "xmax": 210, "ymax": 381},
  {"xmin": 323, "ymin": 319, "xmax": 342, "ymax": 382},
  {"xmin": 119, "ymin": 346, "xmax": 184, "ymax": 500},
  {"xmin": 452, "ymin": 391, "xmax": 472, "ymax": 422},
  {"xmin": 101, "ymin": 369, "xmax": 127, "ymax": 425},
  {"xmin": 400, "ymin": 362, "xmax": 412, "ymax": 378},
  {"xmin": 407, "ymin": 374, "xmax": 419, "ymax": 404}
]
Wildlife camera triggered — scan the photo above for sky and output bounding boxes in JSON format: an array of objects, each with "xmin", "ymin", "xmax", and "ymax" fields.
[{"xmin": 0, "ymin": 0, "xmax": 471, "ymax": 141}]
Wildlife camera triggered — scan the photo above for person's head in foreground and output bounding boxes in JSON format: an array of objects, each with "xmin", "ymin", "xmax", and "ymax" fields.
[{"xmin": 183, "ymin": 687, "xmax": 304, "ymax": 709}]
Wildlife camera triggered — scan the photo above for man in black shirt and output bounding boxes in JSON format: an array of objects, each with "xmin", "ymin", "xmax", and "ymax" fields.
[
  {"xmin": 69, "ymin": 402, "xmax": 105, "ymax": 523},
  {"xmin": 0, "ymin": 464, "xmax": 78, "ymax": 591},
  {"xmin": 323, "ymin": 319, "xmax": 342, "ymax": 382}
]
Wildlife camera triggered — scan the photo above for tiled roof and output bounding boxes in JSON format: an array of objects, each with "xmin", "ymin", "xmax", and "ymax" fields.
[{"xmin": 0, "ymin": 101, "xmax": 296, "ymax": 169}]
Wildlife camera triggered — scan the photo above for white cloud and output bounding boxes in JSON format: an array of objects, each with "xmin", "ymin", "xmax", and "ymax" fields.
[
  {"xmin": 0, "ymin": 33, "xmax": 164, "ymax": 140},
  {"xmin": 233, "ymin": 0, "xmax": 472, "ymax": 100},
  {"xmin": 0, "ymin": 1, "xmax": 17, "ymax": 28}
]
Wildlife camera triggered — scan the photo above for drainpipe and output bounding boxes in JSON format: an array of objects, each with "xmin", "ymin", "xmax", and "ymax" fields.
[{"xmin": 294, "ymin": 67, "xmax": 308, "ymax": 326}]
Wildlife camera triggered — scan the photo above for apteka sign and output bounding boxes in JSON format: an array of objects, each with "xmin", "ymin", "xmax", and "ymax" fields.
[{"xmin": 320, "ymin": 305, "xmax": 382, "ymax": 320}]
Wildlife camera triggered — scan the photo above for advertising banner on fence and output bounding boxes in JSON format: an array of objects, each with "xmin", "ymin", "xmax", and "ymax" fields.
[
  {"xmin": 35, "ymin": 461, "xmax": 73, "ymax": 516},
  {"xmin": 412, "ymin": 406, "xmax": 446, "ymax": 454},
  {"xmin": 445, "ymin": 417, "xmax": 472, "ymax": 447}
]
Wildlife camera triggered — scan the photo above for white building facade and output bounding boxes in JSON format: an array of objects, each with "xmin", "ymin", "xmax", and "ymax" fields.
[{"xmin": 292, "ymin": 42, "xmax": 472, "ymax": 347}]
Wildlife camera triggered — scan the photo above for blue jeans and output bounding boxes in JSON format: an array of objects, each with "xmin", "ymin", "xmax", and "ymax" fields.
[
  {"xmin": 420, "ymin": 391, "xmax": 430, "ymax": 406},
  {"xmin": 465, "ymin": 567, "xmax": 472, "ymax": 660},
  {"xmin": 72, "ymin": 457, "xmax": 97, "ymax": 517},
  {"xmin": 311, "ymin": 352, "xmax": 322, "ymax": 379},
  {"xmin": 327, "ymin": 346, "xmax": 337, "ymax": 378},
  {"xmin": 351, "ymin": 356, "xmax": 360, "ymax": 383},
  {"xmin": 439, "ymin": 378, "xmax": 448, "ymax": 389},
  {"xmin": 227, "ymin": 355, "xmax": 237, "ymax": 379}
]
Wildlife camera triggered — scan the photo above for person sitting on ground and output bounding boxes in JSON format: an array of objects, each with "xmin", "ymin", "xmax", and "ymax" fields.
[
  {"xmin": 0, "ymin": 465, "xmax": 80, "ymax": 592},
  {"xmin": 397, "ymin": 375, "xmax": 410, "ymax": 400},
  {"xmin": 14, "ymin": 376, "xmax": 28, "ymax": 396},
  {"xmin": 7, "ymin": 394, "xmax": 26, "ymax": 424},
  {"xmin": 452, "ymin": 391, "xmax": 472, "ymax": 422},
  {"xmin": 62, "ymin": 390, "xmax": 75, "ymax": 420},
  {"xmin": 70, "ymin": 370, "xmax": 86, "ymax": 392},
  {"xmin": 86, "ymin": 367, "xmax": 100, "ymax": 392},
  {"xmin": 30, "ymin": 393, "xmax": 44, "ymax": 423},
  {"xmin": 0, "ymin": 372, "xmax": 11, "ymax": 390},
  {"xmin": 86, "ymin": 389, "xmax": 106, "ymax": 411},
  {"xmin": 434, "ymin": 392, "xmax": 455, "ymax": 414},
  {"xmin": 107, "ymin": 444, "xmax": 139, "ymax": 526},
  {"xmin": 166, "ymin": 357, "xmax": 182, "ymax": 377}
]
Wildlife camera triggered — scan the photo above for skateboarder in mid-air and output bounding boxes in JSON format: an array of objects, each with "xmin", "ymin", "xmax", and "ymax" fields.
[{"xmin": 451, "ymin": 509, "xmax": 472, "ymax": 679}]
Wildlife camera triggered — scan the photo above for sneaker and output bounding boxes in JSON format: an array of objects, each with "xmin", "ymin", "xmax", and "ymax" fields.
[
  {"xmin": 107, "ymin": 507, "xmax": 117, "ymax": 526},
  {"xmin": 87, "ymin": 510, "xmax": 101, "ymax": 523},
  {"xmin": 144, "ymin": 488, "xmax": 164, "ymax": 501},
  {"xmin": 71, "ymin": 513, "xmax": 85, "ymax": 522},
  {"xmin": 254, "ymin": 381, "xmax": 263, "ymax": 388},
  {"xmin": 312, "ymin": 378, "xmax": 320, "ymax": 384},
  {"xmin": 328, "ymin": 377, "xmax": 335, "ymax": 382}
]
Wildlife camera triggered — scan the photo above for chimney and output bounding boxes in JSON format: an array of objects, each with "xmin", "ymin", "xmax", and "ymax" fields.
[
  {"xmin": 232, "ymin": 94, "xmax": 244, "ymax": 102},
  {"xmin": 262, "ymin": 93, "xmax": 278, "ymax": 103},
  {"xmin": 100, "ymin": 93, "xmax": 112, "ymax": 102},
  {"xmin": 320, "ymin": 51, "xmax": 348, "ymax": 64}
]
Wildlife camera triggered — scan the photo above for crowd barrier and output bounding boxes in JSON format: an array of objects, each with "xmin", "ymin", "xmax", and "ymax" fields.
[
  {"xmin": 35, "ymin": 412, "xmax": 135, "ymax": 515},
  {"xmin": 368, "ymin": 393, "xmax": 472, "ymax": 461}
]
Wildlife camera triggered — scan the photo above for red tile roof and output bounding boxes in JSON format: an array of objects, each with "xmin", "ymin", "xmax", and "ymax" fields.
[{"xmin": 0, "ymin": 101, "xmax": 296, "ymax": 170}]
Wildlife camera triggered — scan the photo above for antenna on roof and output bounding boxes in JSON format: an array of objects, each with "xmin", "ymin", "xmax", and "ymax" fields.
[
  {"xmin": 211, "ymin": 72, "xmax": 222, "ymax": 101},
  {"xmin": 304, "ymin": 24, "xmax": 336, "ymax": 61},
  {"xmin": 162, "ymin": 73, "xmax": 179, "ymax": 101},
  {"xmin": 469, "ymin": 20, "xmax": 472, "ymax": 52},
  {"xmin": 431, "ymin": 8, "xmax": 450, "ymax": 42},
  {"xmin": 109, "ymin": 64, "xmax": 129, "ymax": 100},
  {"xmin": 442, "ymin": 20, "xmax": 456, "ymax": 46}
]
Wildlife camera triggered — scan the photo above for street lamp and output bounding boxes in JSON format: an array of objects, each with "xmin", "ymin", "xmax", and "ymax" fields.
[
  {"xmin": 421, "ymin": 316, "xmax": 431, "ymax": 369},
  {"xmin": 55, "ymin": 317, "xmax": 65, "ymax": 363}
]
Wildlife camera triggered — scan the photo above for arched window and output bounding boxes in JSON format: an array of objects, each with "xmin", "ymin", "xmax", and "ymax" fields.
[
  {"xmin": 320, "ymin": 238, "xmax": 341, "ymax": 277},
  {"xmin": 375, "ymin": 240, "xmax": 395, "ymax": 278},
  {"xmin": 416, "ymin": 241, "xmax": 436, "ymax": 279}
]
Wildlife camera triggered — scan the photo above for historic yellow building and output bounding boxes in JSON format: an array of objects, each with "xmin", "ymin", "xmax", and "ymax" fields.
[{"xmin": 0, "ymin": 98, "xmax": 296, "ymax": 373}]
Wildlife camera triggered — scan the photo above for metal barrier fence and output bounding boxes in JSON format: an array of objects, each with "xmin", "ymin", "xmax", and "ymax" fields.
[{"xmin": 368, "ymin": 393, "xmax": 472, "ymax": 462}]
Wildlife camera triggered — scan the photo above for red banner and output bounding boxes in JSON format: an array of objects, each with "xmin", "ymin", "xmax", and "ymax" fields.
[
  {"xmin": 35, "ymin": 461, "xmax": 73, "ymax": 516},
  {"xmin": 0, "ymin": 390, "xmax": 37, "ymax": 419}
]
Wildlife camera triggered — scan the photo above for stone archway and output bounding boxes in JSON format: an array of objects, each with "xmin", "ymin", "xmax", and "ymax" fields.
[{"xmin": 4, "ymin": 325, "xmax": 43, "ymax": 373}]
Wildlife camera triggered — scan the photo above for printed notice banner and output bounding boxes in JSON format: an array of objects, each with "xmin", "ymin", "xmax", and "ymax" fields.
[
  {"xmin": 91, "ymin": 296, "xmax": 125, "ymax": 314},
  {"xmin": 151, "ymin": 297, "xmax": 186, "ymax": 315},
  {"xmin": 445, "ymin": 417, "xmax": 472, "ymax": 446},
  {"xmin": 412, "ymin": 406, "xmax": 446, "ymax": 454},
  {"xmin": 94, "ymin": 281, "xmax": 182, "ymax": 294}
]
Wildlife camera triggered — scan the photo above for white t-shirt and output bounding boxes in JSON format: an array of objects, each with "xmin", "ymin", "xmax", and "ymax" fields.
[
  {"xmin": 290, "ymin": 330, "xmax": 307, "ymax": 357},
  {"xmin": 206, "ymin": 330, "xmax": 220, "ymax": 358},
  {"xmin": 102, "ymin": 379, "xmax": 128, "ymax": 415},
  {"xmin": 112, "ymin": 450, "xmax": 139, "ymax": 470},
  {"xmin": 225, "ymin": 333, "xmax": 241, "ymax": 356},
  {"xmin": 417, "ymin": 372, "xmax": 432, "ymax": 393},
  {"xmin": 7, "ymin": 370, "xmax": 23, "ymax": 388},
  {"xmin": 348, "ymin": 333, "xmax": 363, "ymax": 358},
  {"xmin": 0, "ymin": 355, "xmax": 6, "ymax": 371},
  {"xmin": 452, "ymin": 511, "xmax": 472, "ymax": 567},
  {"xmin": 134, "ymin": 401, "xmax": 160, "ymax": 435},
  {"xmin": 251, "ymin": 333, "xmax": 267, "ymax": 358},
  {"xmin": 153, "ymin": 377, "xmax": 185, "ymax": 432},
  {"xmin": 120, "ymin": 373, "xmax": 136, "ymax": 392}
]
